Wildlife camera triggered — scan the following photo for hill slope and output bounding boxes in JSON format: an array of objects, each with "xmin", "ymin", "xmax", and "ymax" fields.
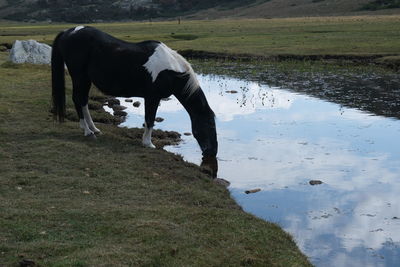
[
  {"xmin": 0, "ymin": 0, "xmax": 399, "ymax": 22},
  {"xmin": 188, "ymin": 0, "xmax": 400, "ymax": 19}
]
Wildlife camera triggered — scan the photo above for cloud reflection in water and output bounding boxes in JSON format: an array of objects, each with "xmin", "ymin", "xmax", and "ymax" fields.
[{"xmin": 118, "ymin": 74, "xmax": 400, "ymax": 267}]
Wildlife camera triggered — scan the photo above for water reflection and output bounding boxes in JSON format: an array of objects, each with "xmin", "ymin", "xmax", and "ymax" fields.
[{"xmin": 117, "ymin": 74, "xmax": 400, "ymax": 267}]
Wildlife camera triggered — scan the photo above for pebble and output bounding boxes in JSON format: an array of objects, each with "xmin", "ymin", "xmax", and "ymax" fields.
[
  {"xmin": 114, "ymin": 110, "xmax": 128, "ymax": 117},
  {"xmin": 112, "ymin": 105, "xmax": 127, "ymax": 111},
  {"xmin": 155, "ymin": 117, "xmax": 164, "ymax": 123},
  {"xmin": 245, "ymin": 188, "xmax": 261, "ymax": 194},
  {"xmin": 309, "ymin": 180, "xmax": 323, "ymax": 185},
  {"xmin": 107, "ymin": 98, "xmax": 120, "ymax": 106}
]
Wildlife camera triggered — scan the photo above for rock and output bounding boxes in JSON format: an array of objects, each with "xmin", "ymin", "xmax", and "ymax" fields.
[
  {"xmin": 9, "ymin": 40, "xmax": 51, "ymax": 64},
  {"xmin": 114, "ymin": 110, "xmax": 127, "ymax": 117},
  {"xmin": 112, "ymin": 105, "xmax": 127, "ymax": 111},
  {"xmin": 245, "ymin": 188, "xmax": 261, "ymax": 194},
  {"xmin": 133, "ymin": 101, "xmax": 141, "ymax": 107},
  {"xmin": 88, "ymin": 102, "xmax": 102, "ymax": 110},
  {"xmin": 214, "ymin": 178, "xmax": 230, "ymax": 187},
  {"xmin": 155, "ymin": 117, "xmax": 164, "ymax": 123},
  {"xmin": 107, "ymin": 98, "xmax": 120, "ymax": 106},
  {"xmin": 309, "ymin": 180, "xmax": 323, "ymax": 185}
]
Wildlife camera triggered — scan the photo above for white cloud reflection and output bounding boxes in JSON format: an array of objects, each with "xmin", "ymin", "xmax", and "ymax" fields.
[{"xmin": 116, "ymin": 73, "xmax": 400, "ymax": 267}]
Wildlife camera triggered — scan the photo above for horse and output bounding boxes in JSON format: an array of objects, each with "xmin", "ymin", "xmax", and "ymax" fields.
[{"xmin": 51, "ymin": 26, "xmax": 218, "ymax": 157}]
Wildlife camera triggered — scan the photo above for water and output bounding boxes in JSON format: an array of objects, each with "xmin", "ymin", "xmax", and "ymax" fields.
[{"xmin": 115, "ymin": 74, "xmax": 400, "ymax": 266}]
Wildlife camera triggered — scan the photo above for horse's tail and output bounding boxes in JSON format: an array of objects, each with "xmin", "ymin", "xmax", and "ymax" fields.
[{"xmin": 51, "ymin": 31, "xmax": 66, "ymax": 122}]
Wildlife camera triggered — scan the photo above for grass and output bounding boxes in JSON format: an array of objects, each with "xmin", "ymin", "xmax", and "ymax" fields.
[
  {"xmin": 0, "ymin": 15, "xmax": 399, "ymax": 58},
  {"xmin": 1, "ymin": 15, "xmax": 398, "ymax": 265},
  {"xmin": 0, "ymin": 50, "xmax": 311, "ymax": 265}
]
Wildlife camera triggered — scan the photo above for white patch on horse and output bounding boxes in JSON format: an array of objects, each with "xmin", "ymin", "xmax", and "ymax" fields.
[
  {"xmin": 82, "ymin": 105, "xmax": 101, "ymax": 134},
  {"xmin": 79, "ymin": 119, "xmax": 94, "ymax": 136},
  {"xmin": 143, "ymin": 43, "xmax": 199, "ymax": 97},
  {"xmin": 71, "ymin": 26, "xmax": 85, "ymax": 34},
  {"xmin": 142, "ymin": 123, "xmax": 155, "ymax": 148}
]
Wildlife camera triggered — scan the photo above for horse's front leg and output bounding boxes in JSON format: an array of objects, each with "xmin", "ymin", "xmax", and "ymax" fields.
[{"xmin": 143, "ymin": 97, "xmax": 161, "ymax": 148}]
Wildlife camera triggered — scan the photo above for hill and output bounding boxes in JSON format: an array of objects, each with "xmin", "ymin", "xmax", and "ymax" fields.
[
  {"xmin": 0, "ymin": 0, "xmax": 258, "ymax": 22},
  {"xmin": 0, "ymin": 0, "xmax": 399, "ymax": 22},
  {"xmin": 188, "ymin": 0, "xmax": 400, "ymax": 19}
]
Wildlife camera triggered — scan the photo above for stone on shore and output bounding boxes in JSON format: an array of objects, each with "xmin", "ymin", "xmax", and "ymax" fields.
[{"xmin": 9, "ymin": 40, "xmax": 52, "ymax": 65}]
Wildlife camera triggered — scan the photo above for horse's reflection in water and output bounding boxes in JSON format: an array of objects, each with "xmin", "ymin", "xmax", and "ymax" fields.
[{"xmin": 201, "ymin": 156, "xmax": 218, "ymax": 179}]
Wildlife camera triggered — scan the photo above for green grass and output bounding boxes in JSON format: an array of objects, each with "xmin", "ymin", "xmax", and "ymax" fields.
[
  {"xmin": 0, "ymin": 15, "xmax": 400, "ymax": 58},
  {"xmin": 0, "ymin": 51, "xmax": 311, "ymax": 265},
  {"xmin": 1, "ymin": 15, "xmax": 398, "ymax": 265}
]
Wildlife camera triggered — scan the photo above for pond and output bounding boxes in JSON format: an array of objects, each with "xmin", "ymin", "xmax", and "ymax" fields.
[{"xmin": 110, "ymin": 65, "xmax": 400, "ymax": 266}]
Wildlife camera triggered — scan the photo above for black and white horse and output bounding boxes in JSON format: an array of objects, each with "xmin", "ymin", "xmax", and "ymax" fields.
[{"xmin": 51, "ymin": 26, "xmax": 217, "ymax": 157}]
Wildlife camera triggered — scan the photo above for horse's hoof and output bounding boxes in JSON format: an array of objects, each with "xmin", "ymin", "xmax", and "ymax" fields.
[
  {"xmin": 86, "ymin": 133, "xmax": 97, "ymax": 140},
  {"xmin": 143, "ymin": 143, "xmax": 155, "ymax": 149}
]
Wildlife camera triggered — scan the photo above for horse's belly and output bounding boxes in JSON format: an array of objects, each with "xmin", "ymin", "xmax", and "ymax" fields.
[
  {"xmin": 90, "ymin": 67, "xmax": 147, "ymax": 97},
  {"xmin": 92, "ymin": 80, "xmax": 145, "ymax": 97}
]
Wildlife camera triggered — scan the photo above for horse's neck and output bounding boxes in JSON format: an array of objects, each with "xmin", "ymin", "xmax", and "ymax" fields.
[{"xmin": 175, "ymin": 88, "xmax": 211, "ymax": 119}]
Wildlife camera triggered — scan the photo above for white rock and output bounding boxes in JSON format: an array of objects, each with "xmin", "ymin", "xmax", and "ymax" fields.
[{"xmin": 9, "ymin": 40, "xmax": 52, "ymax": 65}]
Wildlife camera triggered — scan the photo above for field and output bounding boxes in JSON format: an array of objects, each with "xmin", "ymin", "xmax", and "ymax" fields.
[
  {"xmin": 1, "ymin": 15, "xmax": 399, "ymax": 266},
  {"xmin": 0, "ymin": 20, "xmax": 316, "ymax": 266},
  {"xmin": 1, "ymin": 15, "xmax": 400, "ymax": 60}
]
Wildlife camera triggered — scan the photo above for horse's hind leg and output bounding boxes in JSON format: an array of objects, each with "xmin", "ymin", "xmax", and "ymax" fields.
[
  {"xmin": 83, "ymin": 104, "xmax": 101, "ymax": 134},
  {"xmin": 143, "ymin": 97, "xmax": 160, "ymax": 148},
  {"xmin": 72, "ymin": 76, "xmax": 99, "ymax": 136}
]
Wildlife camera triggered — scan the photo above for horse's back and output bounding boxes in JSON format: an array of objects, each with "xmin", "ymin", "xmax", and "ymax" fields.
[
  {"xmin": 54, "ymin": 26, "xmax": 194, "ymax": 98},
  {"xmin": 60, "ymin": 26, "xmax": 158, "ymax": 61}
]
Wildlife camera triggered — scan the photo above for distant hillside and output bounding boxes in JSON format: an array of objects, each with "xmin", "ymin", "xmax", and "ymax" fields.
[
  {"xmin": 0, "ymin": 0, "xmax": 399, "ymax": 22},
  {"xmin": 0, "ymin": 0, "xmax": 260, "ymax": 22},
  {"xmin": 187, "ymin": 0, "xmax": 400, "ymax": 20}
]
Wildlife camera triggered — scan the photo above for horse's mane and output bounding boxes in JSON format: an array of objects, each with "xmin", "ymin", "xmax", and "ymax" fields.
[{"xmin": 143, "ymin": 43, "xmax": 200, "ymax": 98}]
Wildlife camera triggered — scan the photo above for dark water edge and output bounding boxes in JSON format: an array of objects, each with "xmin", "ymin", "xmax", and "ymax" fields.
[{"xmin": 191, "ymin": 59, "xmax": 400, "ymax": 120}]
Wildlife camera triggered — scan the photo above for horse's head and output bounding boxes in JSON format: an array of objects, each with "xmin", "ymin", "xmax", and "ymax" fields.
[{"xmin": 192, "ymin": 107, "xmax": 218, "ymax": 157}]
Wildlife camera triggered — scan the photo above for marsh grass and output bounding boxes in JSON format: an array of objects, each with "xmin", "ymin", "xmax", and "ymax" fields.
[{"xmin": 0, "ymin": 53, "xmax": 311, "ymax": 265}]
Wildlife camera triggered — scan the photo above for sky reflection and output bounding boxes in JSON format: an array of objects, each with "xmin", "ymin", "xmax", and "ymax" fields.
[{"xmin": 117, "ymin": 74, "xmax": 400, "ymax": 267}]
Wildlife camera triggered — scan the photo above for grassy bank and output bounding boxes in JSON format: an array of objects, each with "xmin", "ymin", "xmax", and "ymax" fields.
[
  {"xmin": 1, "ymin": 15, "xmax": 400, "ymax": 58},
  {"xmin": 0, "ymin": 50, "xmax": 311, "ymax": 265},
  {"xmin": 1, "ymin": 15, "xmax": 398, "ymax": 265}
]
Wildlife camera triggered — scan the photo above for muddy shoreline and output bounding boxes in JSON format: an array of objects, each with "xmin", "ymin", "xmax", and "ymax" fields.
[
  {"xmin": 191, "ymin": 59, "xmax": 400, "ymax": 121},
  {"xmin": 62, "ymin": 93, "xmax": 183, "ymax": 148},
  {"xmin": 179, "ymin": 49, "xmax": 400, "ymax": 71}
]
